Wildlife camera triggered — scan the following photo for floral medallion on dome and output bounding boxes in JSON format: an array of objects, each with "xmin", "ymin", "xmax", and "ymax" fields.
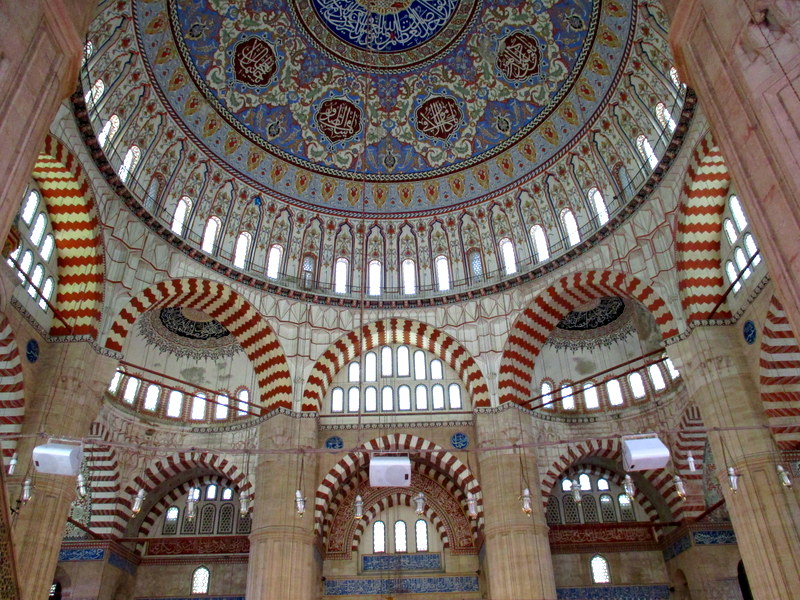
[
  {"xmin": 412, "ymin": 94, "xmax": 465, "ymax": 143},
  {"xmin": 495, "ymin": 31, "xmax": 543, "ymax": 83},
  {"xmin": 137, "ymin": 308, "xmax": 243, "ymax": 360},
  {"xmin": 314, "ymin": 96, "xmax": 364, "ymax": 144},
  {"xmin": 231, "ymin": 37, "xmax": 279, "ymax": 87}
]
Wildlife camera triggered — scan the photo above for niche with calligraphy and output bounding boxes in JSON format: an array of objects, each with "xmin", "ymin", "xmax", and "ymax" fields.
[
  {"xmin": 232, "ymin": 37, "xmax": 278, "ymax": 87},
  {"xmin": 315, "ymin": 98, "xmax": 363, "ymax": 144},
  {"xmin": 413, "ymin": 95, "xmax": 464, "ymax": 142}
]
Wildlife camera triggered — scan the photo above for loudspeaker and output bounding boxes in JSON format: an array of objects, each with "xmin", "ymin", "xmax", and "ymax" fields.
[
  {"xmin": 32, "ymin": 443, "xmax": 83, "ymax": 476},
  {"xmin": 622, "ymin": 435, "xmax": 670, "ymax": 472},
  {"xmin": 369, "ymin": 456, "xmax": 411, "ymax": 487}
]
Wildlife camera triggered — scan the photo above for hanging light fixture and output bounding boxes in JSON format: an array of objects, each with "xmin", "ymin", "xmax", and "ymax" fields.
[
  {"xmin": 295, "ymin": 489, "xmax": 306, "ymax": 516},
  {"xmin": 727, "ymin": 467, "xmax": 739, "ymax": 493},
  {"xmin": 239, "ymin": 489, "xmax": 250, "ymax": 518},
  {"xmin": 466, "ymin": 492, "xmax": 478, "ymax": 518},
  {"xmin": 687, "ymin": 451, "xmax": 697, "ymax": 473},
  {"xmin": 131, "ymin": 488, "xmax": 146, "ymax": 514},
  {"xmin": 672, "ymin": 474, "xmax": 687, "ymax": 499},
  {"xmin": 186, "ymin": 487, "xmax": 198, "ymax": 519},
  {"xmin": 570, "ymin": 478, "xmax": 582, "ymax": 503},
  {"xmin": 520, "ymin": 487, "xmax": 532, "ymax": 515},
  {"xmin": 623, "ymin": 474, "xmax": 635, "ymax": 499},
  {"xmin": 7, "ymin": 452, "xmax": 17, "ymax": 475},
  {"xmin": 413, "ymin": 492, "xmax": 425, "ymax": 515},
  {"xmin": 21, "ymin": 478, "xmax": 32, "ymax": 503},
  {"xmin": 777, "ymin": 464, "xmax": 793, "ymax": 488},
  {"xmin": 354, "ymin": 494, "xmax": 364, "ymax": 520},
  {"xmin": 76, "ymin": 473, "xmax": 88, "ymax": 499}
]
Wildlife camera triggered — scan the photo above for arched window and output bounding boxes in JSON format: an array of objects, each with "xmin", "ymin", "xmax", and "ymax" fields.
[
  {"xmin": 348, "ymin": 387, "xmax": 360, "ymax": 412},
  {"xmin": 729, "ymin": 195, "xmax": 748, "ymax": 230},
  {"xmin": 143, "ymin": 384, "xmax": 160, "ymax": 411},
  {"xmin": 468, "ymin": 249, "xmax": 483, "ymax": 281},
  {"xmin": 530, "ymin": 225, "xmax": 550, "ymax": 262},
  {"xmin": 561, "ymin": 384, "xmax": 574, "ymax": 410},
  {"xmin": 607, "ymin": 379, "xmax": 623, "ymax": 406},
  {"xmin": 381, "ymin": 346, "xmax": 393, "ymax": 376},
  {"xmin": 561, "ymin": 209, "xmax": 580, "ymax": 247},
  {"xmin": 97, "ymin": 114, "xmax": 120, "ymax": 148},
  {"xmin": 398, "ymin": 385, "xmax": 411, "ymax": 410},
  {"xmin": 669, "ymin": 66, "xmax": 681, "ymax": 88},
  {"xmin": 597, "ymin": 478, "xmax": 610, "ymax": 491},
  {"xmin": 266, "ymin": 244, "xmax": 283, "ymax": 279},
  {"xmin": 726, "ymin": 261, "xmax": 742, "ymax": 293},
  {"xmin": 83, "ymin": 40, "xmax": 94, "ymax": 63},
  {"xmin": 415, "ymin": 519, "xmax": 428, "ymax": 552},
  {"xmin": 636, "ymin": 135, "xmax": 658, "ymax": 169},
  {"xmin": 145, "ymin": 177, "xmax": 161, "ymax": 211},
  {"xmin": 364, "ymin": 386, "xmax": 377, "ymax": 412},
  {"xmin": 205, "ymin": 484, "xmax": 218, "ymax": 500},
  {"xmin": 201, "ymin": 217, "xmax": 221, "ymax": 253},
  {"xmin": 17, "ymin": 250, "xmax": 33, "ymax": 281},
  {"xmin": 301, "ymin": 255, "xmax": 316, "ymax": 287},
  {"xmin": 429, "ymin": 360, "xmax": 443, "ymax": 380},
  {"xmin": 545, "ymin": 496, "xmax": 561, "ymax": 525},
  {"xmin": 590, "ymin": 555, "xmax": 611, "ymax": 584},
  {"xmin": 723, "ymin": 219, "xmax": 738, "ymax": 245},
  {"xmin": 629, "ymin": 372, "xmax": 646, "ymax": 399},
  {"xmin": 665, "ymin": 358, "xmax": 680, "ymax": 379},
  {"xmin": 448, "ymin": 384, "xmax": 462, "ymax": 409},
  {"xmin": 21, "ymin": 190, "xmax": 39, "ymax": 225},
  {"xmin": 579, "ymin": 474, "xmax": 592, "ymax": 491},
  {"xmin": 394, "ymin": 520, "xmax": 408, "ymax": 552},
  {"xmin": 163, "ymin": 506, "xmax": 179, "ymax": 534},
  {"xmin": 222, "ymin": 487, "xmax": 233, "ymax": 501},
  {"xmin": 561, "ymin": 479, "xmax": 572, "ymax": 492},
  {"xmin": 171, "ymin": 196, "xmax": 192, "ymax": 235},
  {"xmin": 348, "ymin": 362, "xmax": 360, "ymax": 383},
  {"xmin": 735, "ymin": 247, "xmax": 751, "ymax": 279},
  {"xmin": 396, "ymin": 346, "xmax": 410, "ymax": 377},
  {"xmin": 648, "ymin": 364, "xmax": 666, "ymax": 391},
  {"xmin": 413, "ymin": 350, "xmax": 426, "ymax": 380},
  {"xmin": 215, "ymin": 393, "xmax": 229, "ymax": 419},
  {"xmin": 334, "ymin": 257, "xmax": 349, "ymax": 294},
  {"xmin": 40, "ymin": 235, "xmax": 55, "ymax": 261},
  {"xmin": 85, "ymin": 78, "xmax": 104, "ymax": 109},
  {"xmin": 191, "ymin": 393, "xmax": 206, "ymax": 420},
  {"xmin": 582, "ymin": 496, "xmax": 599, "ymax": 522},
  {"xmin": 381, "ymin": 386, "xmax": 394, "ymax": 411},
  {"xmin": 588, "ymin": 188, "xmax": 609, "ymax": 225},
  {"xmin": 599, "ymin": 494, "xmax": 615, "ymax": 522},
  {"xmin": 123, "ymin": 377, "xmax": 139, "ymax": 404},
  {"xmin": 498, "ymin": 237, "xmax": 517, "ymax": 275},
  {"xmin": 39, "ymin": 277, "xmax": 55, "ymax": 311},
  {"xmin": 368, "ymin": 260, "xmax": 382, "ymax": 295},
  {"xmin": 233, "ymin": 232, "xmax": 251, "ymax": 269},
  {"xmin": 27, "ymin": 264, "xmax": 43, "ymax": 299},
  {"xmin": 373, "ymin": 521, "xmax": 386, "ymax": 553},
  {"xmin": 415, "ymin": 384, "xmax": 428, "ymax": 410},
  {"xmin": 167, "ymin": 390, "xmax": 182, "ymax": 418},
  {"xmin": 331, "ymin": 387, "xmax": 344, "ymax": 412},
  {"xmin": 30, "ymin": 213, "xmax": 46, "ymax": 246},
  {"xmin": 119, "ymin": 145, "xmax": 140, "ymax": 183},
  {"xmin": 431, "ymin": 384, "xmax": 445, "ymax": 409},
  {"xmin": 655, "ymin": 102, "xmax": 676, "ymax": 132},
  {"xmin": 583, "ymin": 383, "xmax": 599, "ymax": 409},
  {"xmin": 618, "ymin": 494, "xmax": 635, "ymax": 521},
  {"xmin": 435, "ymin": 255, "xmax": 451, "ymax": 291},
  {"xmin": 365, "ymin": 352, "xmax": 377, "ymax": 381},
  {"xmin": 108, "ymin": 371, "xmax": 122, "ymax": 393},
  {"xmin": 541, "ymin": 381, "xmax": 553, "ymax": 408},
  {"xmin": 402, "ymin": 258, "xmax": 416, "ymax": 294},
  {"xmin": 237, "ymin": 388, "xmax": 250, "ymax": 416},
  {"xmin": 191, "ymin": 567, "xmax": 210, "ymax": 594},
  {"xmin": 744, "ymin": 233, "xmax": 761, "ymax": 266}
]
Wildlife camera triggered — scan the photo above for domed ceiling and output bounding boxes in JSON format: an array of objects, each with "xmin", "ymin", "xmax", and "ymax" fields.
[{"xmin": 136, "ymin": 0, "xmax": 631, "ymax": 216}]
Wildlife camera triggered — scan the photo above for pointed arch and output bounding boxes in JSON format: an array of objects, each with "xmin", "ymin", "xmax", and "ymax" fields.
[
  {"xmin": 85, "ymin": 422, "xmax": 122, "ymax": 537},
  {"xmin": 498, "ymin": 270, "xmax": 678, "ymax": 405},
  {"xmin": 104, "ymin": 278, "xmax": 291, "ymax": 413},
  {"xmin": 302, "ymin": 319, "xmax": 490, "ymax": 411},
  {"xmin": 675, "ymin": 131, "xmax": 733, "ymax": 321},
  {"xmin": 32, "ymin": 134, "xmax": 105, "ymax": 338},
  {"xmin": 0, "ymin": 314, "xmax": 24, "ymax": 467}
]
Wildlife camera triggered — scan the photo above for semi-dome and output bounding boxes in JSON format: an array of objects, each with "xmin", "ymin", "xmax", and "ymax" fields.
[{"xmin": 79, "ymin": 0, "xmax": 690, "ymax": 303}]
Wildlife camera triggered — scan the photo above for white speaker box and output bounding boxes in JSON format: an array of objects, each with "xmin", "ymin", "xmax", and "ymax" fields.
[
  {"xmin": 32, "ymin": 443, "xmax": 83, "ymax": 476},
  {"xmin": 622, "ymin": 435, "xmax": 670, "ymax": 472},
  {"xmin": 369, "ymin": 456, "xmax": 411, "ymax": 487}
]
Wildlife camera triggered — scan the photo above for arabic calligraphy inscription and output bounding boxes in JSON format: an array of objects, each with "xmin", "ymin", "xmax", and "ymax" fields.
[
  {"xmin": 315, "ymin": 98, "xmax": 362, "ymax": 143},
  {"xmin": 496, "ymin": 32, "xmax": 542, "ymax": 81},
  {"xmin": 233, "ymin": 37, "xmax": 278, "ymax": 87},
  {"xmin": 415, "ymin": 96, "xmax": 463, "ymax": 141}
]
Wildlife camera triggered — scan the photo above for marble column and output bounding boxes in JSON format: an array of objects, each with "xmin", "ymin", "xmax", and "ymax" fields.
[
  {"xmin": 246, "ymin": 413, "xmax": 320, "ymax": 600},
  {"xmin": 9, "ymin": 341, "xmax": 117, "ymax": 600},
  {"xmin": 475, "ymin": 408, "xmax": 556, "ymax": 600},
  {"xmin": 671, "ymin": 326, "xmax": 800, "ymax": 600}
]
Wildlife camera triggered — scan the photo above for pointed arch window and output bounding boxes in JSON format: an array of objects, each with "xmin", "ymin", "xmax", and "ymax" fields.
[
  {"xmin": 348, "ymin": 386, "xmax": 359, "ymax": 412},
  {"xmin": 599, "ymin": 494, "xmax": 615, "ymax": 521},
  {"xmin": 191, "ymin": 393, "xmax": 207, "ymax": 420},
  {"xmin": 629, "ymin": 372, "xmax": 646, "ymax": 399},
  {"xmin": 729, "ymin": 195, "xmax": 748, "ymax": 230},
  {"xmin": 530, "ymin": 225, "xmax": 550, "ymax": 262},
  {"xmin": 348, "ymin": 362, "xmax": 360, "ymax": 383},
  {"xmin": 40, "ymin": 234, "xmax": 55, "ymax": 261},
  {"xmin": 648, "ymin": 364, "xmax": 666, "ymax": 391},
  {"xmin": 468, "ymin": 249, "xmax": 483, "ymax": 281},
  {"xmin": 166, "ymin": 390, "xmax": 182, "ymax": 417},
  {"xmin": 579, "ymin": 474, "xmax": 591, "ymax": 491},
  {"xmin": 21, "ymin": 190, "xmax": 39, "ymax": 225},
  {"xmin": 381, "ymin": 346, "xmax": 393, "ymax": 376},
  {"xmin": 669, "ymin": 66, "xmax": 681, "ymax": 88},
  {"xmin": 30, "ymin": 213, "xmax": 46, "ymax": 246},
  {"xmin": 448, "ymin": 384, "xmax": 462, "ymax": 409},
  {"xmin": 123, "ymin": 377, "xmax": 139, "ymax": 404},
  {"xmin": 561, "ymin": 209, "xmax": 580, "ymax": 247},
  {"xmin": 583, "ymin": 383, "xmax": 599, "ymax": 409},
  {"xmin": 394, "ymin": 520, "xmax": 408, "ymax": 552},
  {"xmin": 561, "ymin": 384, "xmax": 575, "ymax": 410},
  {"xmin": 726, "ymin": 262, "xmax": 742, "ymax": 293},
  {"xmin": 735, "ymin": 247, "xmax": 751, "ymax": 280},
  {"xmin": 163, "ymin": 506, "xmax": 179, "ymax": 534},
  {"xmin": 27, "ymin": 264, "xmax": 44, "ymax": 299},
  {"xmin": 381, "ymin": 386, "xmax": 394, "ymax": 411},
  {"xmin": 435, "ymin": 255, "xmax": 451, "ymax": 291},
  {"xmin": 655, "ymin": 102, "xmax": 676, "ymax": 132},
  {"xmin": 301, "ymin": 254, "xmax": 315, "ymax": 287},
  {"xmin": 402, "ymin": 258, "xmax": 416, "ymax": 295},
  {"xmin": 331, "ymin": 387, "xmax": 344, "ymax": 412},
  {"xmin": 215, "ymin": 393, "xmax": 229, "ymax": 419},
  {"xmin": 588, "ymin": 188, "xmax": 609, "ymax": 225},
  {"xmin": 607, "ymin": 379, "xmax": 623, "ymax": 406},
  {"xmin": 171, "ymin": 196, "xmax": 192, "ymax": 235},
  {"xmin": 39, "ymin": 277, "xmax": 54, "ymax": 311},
  {"xmin": 119, "ymin": 145, "xmax": 141, "ymax": 184},
  {"xmin": 364, "ymin": 386, "xmax": 377, "ymax": 412},
  {"xmin": 396, "ymin": 346, "xmax": 410, "ymax": 377},
  {"xmin": 415, "ymin": 384, "xmax": 428, "ymax": 410},
  {"xmin": 191, "ymin": 567, "xmax": 210, "ymax": 594},
  {"xmin": 413, "ymin": 350, "xmax": 426, "ymax": 380},
  {"xmin": 590, "ymin": 555, "xmax": 611, "ymax": 584},
  {"xmin": 541, "ymin": 381, "xmax": 553, "ymax": 408},
  {"xmin": 398, "ymin": 385, "xmax": 411, "ymax": 410},
  {"xmin": 85, "ymin": 78, "xmax": 104, "ymax": 109},
  {"xmin": 723, "ymin": 219, "xmax": 738, "ymax": 245},
  {"xmin": 143, "ymin": 384, "xmax": 160, "ymax": 411},
  {"xmin": 368, "ymin": 260, "xmax": 382, "ymax": 296},
  {"xmin": 266, "ymin": 244, "xmax": 283, "ymax": 279},
  {"xmin": 17, "ymin": 250, "xmax": 33, "ymax": 281},
  {"xmin": 108, "ymin": 371, "xmax": 123, "ymax": 393},
  {"xmin": 233, "ymin": 232, "xmax": 252, "ymax": 269},
  {"xmin": 430, "ymin": 360, "xmax": 443, "ymax": 380},
  {"xmin": 498, "ymin": 237, "xmax": 517, "ymax": 275},
  {"xmin": 744, "ymin": 233, "xmax": 760, "ymax": 266},
  {"xmin": 618, "ymin": 494, "xmax": 635, "ymax": 521},
  {"xmin": 202, "ymin": 217, "xmax": 221, "ymax": 253},
  {"xmin": 365, "ymin": 352, "xmax": 377, "ymax": 381},
  {"xmin": 334, "ymin": 257, "xmax": 349, "ymax": 294},
  {"xmin": 431, "ymin": 384, "xmax": 445, "ymax": 409},
  {"xmin": 237, "ymin": 388, "xmax": 250, "ymax": 416},
  {"xmin": 415, "ymin": 519, "xmax": 428, "ymax": 552},
  {"xmin": 97, "ymin": 114, "xmax": 120, "ymax": 148},
  {"xmin": 373, "ymin": 520, "xmax": 386, "ymax": 553},
  {"xmin": 637, "ymin": 135, "xmax": 658, "ymax": 169}
]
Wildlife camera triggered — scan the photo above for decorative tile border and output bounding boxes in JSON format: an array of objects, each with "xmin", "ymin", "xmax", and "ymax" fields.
[
  {"xmin": 662, "ymin": 533, "xmax": 691, "ymax": 561},
  {"xmin": 58, "ymin": 547, "xmax": 105, "ymax": 562},
  {"xmin": 362, "ymin": 553, "xmax": 442, "ymax": 571},
  {"xmin": 108, "ymin": 551, "xmax": 138, "ymax": 575},
  {"xmin": 557, "ymin": 585, "xmax": 670, "ymax": 599},
  {"xmin": 325, "ymin": 575, "xmax": 479, "ymax": 595},
  {"xmin": 692, "ymin": 529, "xmax": 737, "ymax": 545}
]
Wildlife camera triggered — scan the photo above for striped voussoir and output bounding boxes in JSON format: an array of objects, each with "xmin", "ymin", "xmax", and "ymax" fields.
[
  {"xmin": 33, "ymin": 135, "xmax": 104, "ymax": 338},
  {"xmin": 120, "ymin": 451, "xmax": 250, "ymax": 531},
  {"xmin": 301, "ymin": 318, "xmax": 490, "ymax": 412},
  {"xmin": 314, "ymin": 434, "xmax": 482, "ymax": 541},
  {"xmin": 0, "ymin": 315, "xmax": 23, "ymax": 466},
  {"xmin": 540, "ymin": 439, "xmax": 664, "ymax": 523},
  {"xmin": 760, "ymin": 295, "xmax": 800, "ymax": 450},
  {"xmin": 85, "ymin": 422, "xmax": 123, "ymax": 538},
  {"xmin": 104, "ymin": 278, "xmax": 291, "ymax": 413},
  {"xmin": 498, "ymin": 270, "xmax": 678, "ymax": 405},
  {"xmin": 672, "ymin": 404, "xmax": 707, "ymax": 519},
  {"xmin": 675, "ymin": 132, "xmax": 732, "ymax": 322}
]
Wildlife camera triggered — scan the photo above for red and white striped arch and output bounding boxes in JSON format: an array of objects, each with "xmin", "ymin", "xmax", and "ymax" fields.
[
  {"xmin": 314, "ymin": 434, "xmax": 482, "ymax": 541},
  {"xmin": 0, "ymin": 315, "xmax": 24, "ymax": 466},
  {"xmin": 302, "ymin": 318, "xmax": 490, "ymax": 412},
  {"xmin": 760, "ymin": 295, "xmax": 800, "ymax": 450},
  {"xmin": 672, "ymin": 404, "xmax": 707, "ymax": 519},
  {"xmin": 498, "ymin": 270, "xmax": 679, "ymax": 405},
  {"xmin": 119, "ymin": 450, "xmax": 251, "ymax": 534},
  {"xmin": 675, "ymin": 131, "xmax": 733, "ymax": 322},
  {"xmin": 33, "ymin": 134, "xmax": 105, "ymax": 338},
  {"xmin": 105, "ymin": 278, "xmax": 291, "ymax": 413},
  {"xmin": 85, "ymin": 422, "xmax": 123, "ymax": 538}
]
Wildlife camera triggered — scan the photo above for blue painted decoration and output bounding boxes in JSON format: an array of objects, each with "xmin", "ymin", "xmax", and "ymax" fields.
[
  {"xmin": 451, "ymin": 432, "xmax": 469, "ymax": 449},
  {"xmin": 25, "ymin": 339, "xmax": 39, "ymax": 363},
  {"xmin": 325, "ymin": 435, "xmax": 344, "ymax": 449},
  {"xmin": 743, "ymin": 319, "xmax": 756, "ymax": 344}
]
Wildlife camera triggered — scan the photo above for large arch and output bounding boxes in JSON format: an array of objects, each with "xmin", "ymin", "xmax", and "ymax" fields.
[
  {"xmin": 302, "ymin": 318, "xmax": 490, "ymax": 411},
  {"xmin": 84, "ymin": 422, "xmax": 122, "ymax": 538},
  {"xmin": 497, "ymin": 269, "xmax": 679, "ymax": 405},
  {"xmin": 760, "ymin": 295, "xmax": 800, "ymax": 450},
  {"xmin": 32, "ymin": 134, "xmax": 105, "ymax": 338},
  {"xmin": 0, "ymin": 314, "xmax": 24, "ymax": 467},
  {"xmin": 675, "ymin": 131, "xmax": 733, "ymax": 322},
  {"xmin": 104, "ymin": 278, "xmax": 291, "ymax": 413}
]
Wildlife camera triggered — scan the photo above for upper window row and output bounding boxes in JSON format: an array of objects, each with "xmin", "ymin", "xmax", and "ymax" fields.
[{"xmin": 722, "ymin": 194, "xmax": 761, "ymax": 294}]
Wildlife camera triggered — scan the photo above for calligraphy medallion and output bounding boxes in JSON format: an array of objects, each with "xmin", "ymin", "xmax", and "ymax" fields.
[
  {"xmin": 496, "ymin": 32, "xmax": 542, "ymax": 81},
  {"xmin": 414, "ymin": 96, "xmax": 463, "ymax": 141},
  {"xmin": 232, "ymin": 37, "xmax": 278, "ymax": 87},
  {"xmin": 315, "ymin": 98, "xmax": 362, "ymax": 143}
]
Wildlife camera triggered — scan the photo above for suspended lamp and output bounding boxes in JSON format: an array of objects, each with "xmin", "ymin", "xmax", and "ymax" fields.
[
  {"xmin": 354, "ymin": 494, "xmax": 364, "ymax": 520},
  {"xmin": 76, "ymin": 473, "xmax": 88, "ymax": 499},
  {"xmin": 672, "ymin": 474, "xmax": 686, "ymax": 499},
  {"xmin": 687, "ymin": 451, "xmax": 697, "ymax": 473},
  {"xmin": 131, "ymin": 488, "xmax": 146, "ymax": 514},
  {"xmin": 570, "ymin": 478, "xmax": 582, "ymax": 503},
  {"xmin": 520, "ymin": 488, "xmax": 532, "ymax": 515},
  {"xmin": 413, "ymin": 492, "xmax": 425, "ymax": 515},
  {"xmin": 622, "ymin": 474, "xmax": 635, "ymax": 499},
  {"xmin": 186, "ymin": 487, "xmax": 198, "ymax": 519},
  {"xmin": 777, "ymin": 465, "xmax": 793, "ymax": 488},
  {"xmin": 295, "ymin": 489, "xmax": 306, "ymax": 516},
  {"xmin": 727, "ymin": 467, "xmax": 739, "ymax": 493},
  {"xmin": 7, "ymin": 452, "xmax": 17, "ymax": 475},
  {"xmin": 466, "ymin": 492, "xmax": 478, "ymax": 518},
  {"xmin": 240, "ymin": 489, "xmax": 250, "ymax": 518},
  {"xmin": 21, "ymin": 478, "xmax": 32, "ymax": 503}
]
